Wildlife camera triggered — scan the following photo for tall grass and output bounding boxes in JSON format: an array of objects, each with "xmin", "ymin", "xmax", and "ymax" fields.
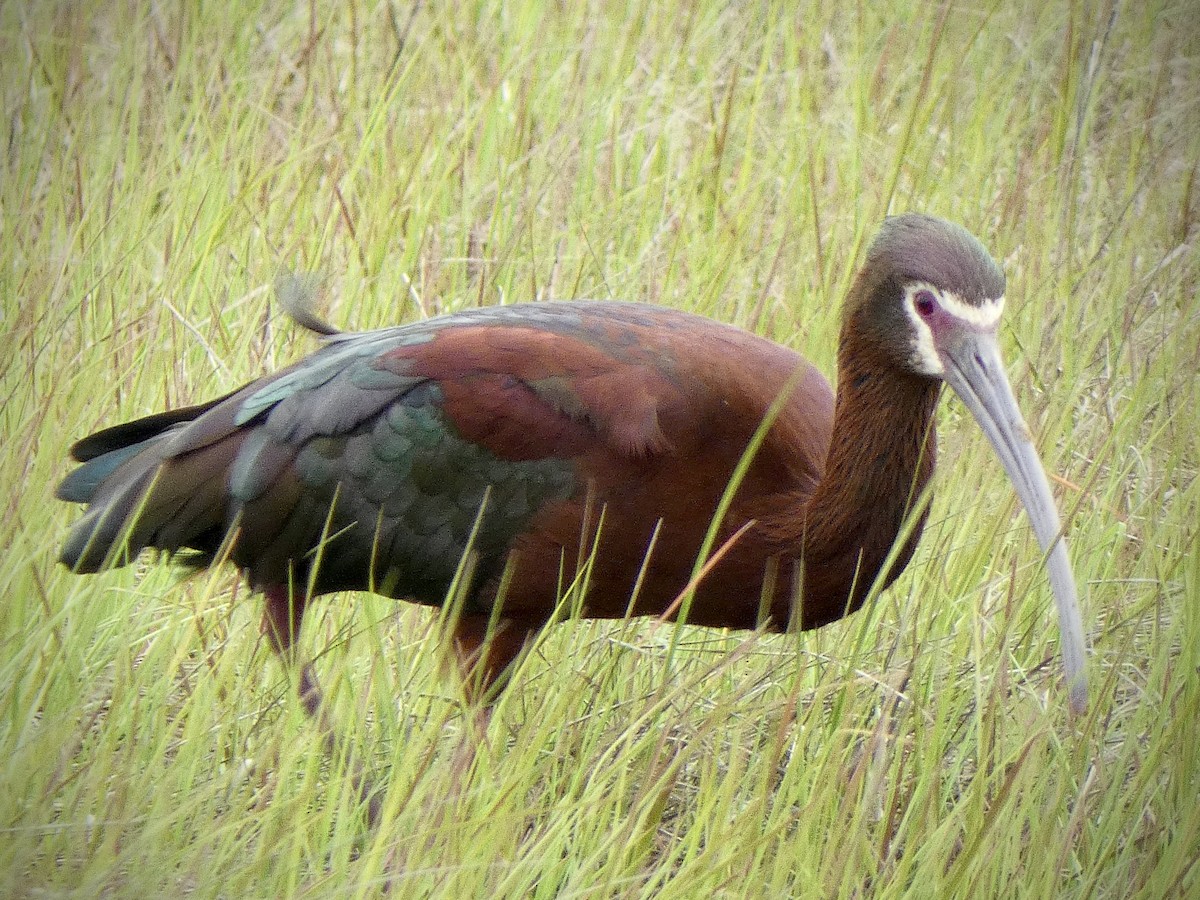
[{"xmin": 2, "ymin": 0, "xmax": 1197, "ymax": 896}]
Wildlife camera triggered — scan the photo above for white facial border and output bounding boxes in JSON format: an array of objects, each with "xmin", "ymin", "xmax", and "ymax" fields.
[{"xmin": 903, "ymin": 280, "xmax": 1005, "ymax": 377}]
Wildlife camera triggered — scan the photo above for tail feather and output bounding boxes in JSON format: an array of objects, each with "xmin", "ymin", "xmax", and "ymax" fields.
[
  {"xmin": 59, "ymin": 444, "xmax": 172, "ymax": 571},
  {"xmin": 151, "ymin": 462, "xmax": 237, "ymax": 553},
  {"xmin": 60, "ymin": 437, "xmax": 256, "ymax": 575},
  {"xmin": 58, "ymin": 392, "xmax": 251, "ymax": 573},
  {"xmin": 58, "ymin": 395, "xmax": 312, "ymax": 583},
  {"xmin": 68, "ymin": 391, "xmax": 238, "ymax": 462},
  {"xmin": 56, "ymin": 438, "xmax": 159, "ymax": 503},
  {"xmin": 139, "ymin": 437, "xmax": 249, "ymax": 552}
]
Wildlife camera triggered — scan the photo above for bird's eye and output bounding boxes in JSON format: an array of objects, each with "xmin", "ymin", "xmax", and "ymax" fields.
[{"xmin": 914, "ymin": 290, "xmax": 937, "ymax": 317}]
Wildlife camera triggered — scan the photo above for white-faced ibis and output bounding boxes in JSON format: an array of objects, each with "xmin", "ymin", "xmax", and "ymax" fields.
[{"xmin": 59, "ymin": 214, "xmax": 1087, "ymax": 744}]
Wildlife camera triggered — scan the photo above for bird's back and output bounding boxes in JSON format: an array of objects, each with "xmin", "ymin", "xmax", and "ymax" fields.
[{"xmin": 59, "ymin": 301, "xmax": 834, "ymax": 625}]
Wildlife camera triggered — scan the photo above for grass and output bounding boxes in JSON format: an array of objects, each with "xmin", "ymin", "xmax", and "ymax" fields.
[{"xmin": 2, "ymin": 0, "xmax": 1198, "ymax": 895}]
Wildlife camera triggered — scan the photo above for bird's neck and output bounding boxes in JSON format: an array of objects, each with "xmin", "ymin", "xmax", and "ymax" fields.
[{"xmin": 773, "ymin": 335, "xmax": 942, "ymax": 629}]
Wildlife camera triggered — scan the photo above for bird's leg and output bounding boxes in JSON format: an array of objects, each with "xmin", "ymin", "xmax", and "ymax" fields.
[
  {"xmin": 260, "ymin": 583, "xmax": 383, "ymax": 826},
  {"xmin": 384, "ymin": 612, "xmax": 537, "ymax": 872},
  {"xmin": 446, "ymin": 614, "xmax": 537, "ymax": 781},
  {"xmin": 452, "ymin": 614, "xmax": 537, "ymax": 706},
  {"xmin": 261, "ymin": 583, "xmax": 321, "ymax": 715}
]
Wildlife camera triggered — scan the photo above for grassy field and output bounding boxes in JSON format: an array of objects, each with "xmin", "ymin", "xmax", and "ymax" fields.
[{"xmin": 3, "ymin": 0, "xmax": 1198, "ymax": 896}]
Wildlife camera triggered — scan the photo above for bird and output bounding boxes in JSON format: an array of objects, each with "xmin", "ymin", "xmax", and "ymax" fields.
[{"xmin": 58, "ymin": 214, "xmax": 1088, "ymax": 747}]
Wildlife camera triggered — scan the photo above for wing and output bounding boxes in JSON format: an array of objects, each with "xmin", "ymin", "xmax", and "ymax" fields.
[{"xmin": 58, "ymin": 304, "xmax": 689, "ymax": 603}]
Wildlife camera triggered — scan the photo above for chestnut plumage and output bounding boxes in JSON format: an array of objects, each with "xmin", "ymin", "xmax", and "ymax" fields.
[{"xmin": 58, "ymin": 214, "xmax": 1087, "ymax": 720}]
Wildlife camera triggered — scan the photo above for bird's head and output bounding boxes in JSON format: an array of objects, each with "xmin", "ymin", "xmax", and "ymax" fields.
[
  {"xmin": 847, "ymin": 213, "xmax": 1007, "ymax": 377},
  {"xmin": 848, "ymin": 213, "xmax": 1088, "ymax": 715}
]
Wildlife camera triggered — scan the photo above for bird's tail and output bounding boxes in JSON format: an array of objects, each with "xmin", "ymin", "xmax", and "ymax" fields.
[
  {"xmin": 57, "ymin": 392, "xmax": 241, "ymax": 573},
  {"xmin": 59, "ymin": 293, "xmax": 339, "ymax": 575}
]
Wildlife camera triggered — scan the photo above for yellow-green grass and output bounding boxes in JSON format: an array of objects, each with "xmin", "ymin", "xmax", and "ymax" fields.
[{"xmin": 3, "ymin": 1, "xmax": 1197, "ymax": 896}]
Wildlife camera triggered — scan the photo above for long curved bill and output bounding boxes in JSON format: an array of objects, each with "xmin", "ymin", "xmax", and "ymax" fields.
[{"xmin": 940, "ymin": 330, "xmax": 1088, "ymax": 716}]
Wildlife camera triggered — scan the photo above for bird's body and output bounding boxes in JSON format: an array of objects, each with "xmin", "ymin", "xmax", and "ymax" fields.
[
  {"xmin": 59, "ymin": 214, "xmax": 1087, "ymax": 715},
  {"xmin": 59, "ymin": 300, "xmax": 926, "ymax": 669}
]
